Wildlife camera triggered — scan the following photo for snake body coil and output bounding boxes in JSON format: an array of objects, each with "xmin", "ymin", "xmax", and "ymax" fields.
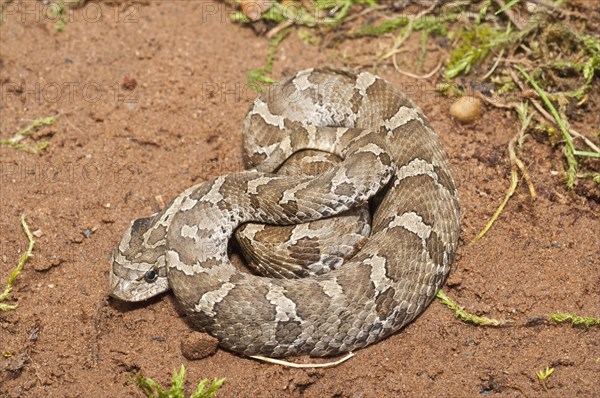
[{"xmin": 109, "ymin": 68, "xmax": 460, "ymax": 357}]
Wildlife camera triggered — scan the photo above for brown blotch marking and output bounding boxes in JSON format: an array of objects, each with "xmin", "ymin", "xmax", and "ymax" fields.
[
  {"xmin": 249, "ymin": 193, "xmax": 261, "ymax": 211},
  {"xmin": 254, "ymin": 225, "xmax": 295, "ymax": 244},
  {"xmin": 201, "ymin": 257, "xmax": 222, "ymax": 270},
  {"xmin": 365, "ymin": 79, "xmax": 413, "ymax": 122},
  {"xmin": 146, "ymin": 224, "xmax": 167, "ymax": 246},
  {"xmin": 375, "ymin": 287, "xmax": 397, "ymax": 318},
  {"xmin": 289, "ymin": 237, "xmax": 321, "ymax": 263},
  {"xmin": 248, "ymin": 152, "xmax": 267, "ymax": 168},
  {"xmin": 305, "ymin": 173, "xmax": 334, "ymax": 197},
  {"xmin": 249, "ymin": 114, "xmax": 282, "ymax": 145},
  {"xmin": 378, "ymin": 151, "xmax": 392, "ymax": 168},
  {"xmin": 136, "ymin": 246, "xmax": 164, "ymax": 264},
  {"xmin": 210, "ymin": 279, "xmax": 277, "ymax": 335},
  {"xmin": 275, "ymin": 320, "xmax": 303, "ymax": 345},
  {"xmin": 375, "ymin": 226, "xmax": 424, "ymax": 282},
  {"xmin": 130, "ymin": 214, "xmax": 158, "ymax": 238},
  {"xmin": 390, "ymin": 120, "xmax": 437, "ymax": 165},
  {"xmin": 174, "ymin": 229, "xmax": 220, "ymax": 266},
  {"xmin": 284, "ymin": 119, "xmax": 307, "ymax": 137},
  {"xmin": 374, "ymin": 175, "xmax": 439, "ymax": 231},
  {"xmin": 334, "ymin": 182, "xmax": 356, "ymax": 197},
  {"xmin": 426, "ymin": 230, "xmax": 445, "ymax": 268},
  {"xmin": 433, "ymin": 163, "xmax": 456, "ymax": 194},
  {"xmin": 349, "ymin": 89, "xmax": 363, "ymax": 114},
  {"xmin": 279, "ymin": 197, "xmax": 299, "ymax": 216},
  {"xmin": 285, "ymin": 280, "xmax": 336, "ymax": 321},
  {"xmin": 189, "ymin": 179, "xmax": 219, "ymax": 201},
  {"xmin": 265, "ymin": 93, "xmax": 288, "ymax": 118},
  {"xmin": 336, "ymin": 258, "xmax": 376, "ymax": 300},
  {"xmin": 287, "ymin": 132, "xmax": 313, "ymax": 160},
  {"xmin": 304, "ymin": 160, "xmax": 336, "ymax": 175}
]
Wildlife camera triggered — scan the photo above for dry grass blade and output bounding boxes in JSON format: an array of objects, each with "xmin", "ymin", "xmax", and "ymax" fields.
[
  {"xmin": 251, "ymin": 352, "xmax": 354, "ymax": 368},
  {"xmin": 472, "ymin": 103, "xmax": 535, "ymax": 243}
]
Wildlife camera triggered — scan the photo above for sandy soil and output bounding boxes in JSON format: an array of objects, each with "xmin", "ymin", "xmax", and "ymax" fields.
[{"xmin": 1, "ymin": 1, "xmax": 598, "ymax": 397}]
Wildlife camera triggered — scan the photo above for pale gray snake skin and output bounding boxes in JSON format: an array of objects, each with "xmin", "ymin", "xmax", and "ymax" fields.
[{"xmin": 109, "ymin": 68, "xmax": 460, "ymax": 357}]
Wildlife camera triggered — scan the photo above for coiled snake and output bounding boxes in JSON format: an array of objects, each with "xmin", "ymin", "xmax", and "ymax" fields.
[{"xmin": 109, "ymin": 68, "xmax": 460, "ymax": 357}]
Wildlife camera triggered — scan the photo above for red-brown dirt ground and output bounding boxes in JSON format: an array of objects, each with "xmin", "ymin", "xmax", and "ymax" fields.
[{"xmin": 1, "ymin": 1, "xmax": 598, "ymax": 397}]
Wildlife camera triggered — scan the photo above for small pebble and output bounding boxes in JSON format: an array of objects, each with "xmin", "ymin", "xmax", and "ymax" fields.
[
  {"xmin": 450, "ymin": 96, "xmax": 482, "ymax": 124},
  {"xmin": 32, "ymin": 229, "xmax": 43, "ymax": 238},
  {"xmin": 180, "ymin": 332, "xmax": 218, "ymax": 360},
  {"xmin": 121, "ymin": 76, "xmax": 138, "ymax": 91}
]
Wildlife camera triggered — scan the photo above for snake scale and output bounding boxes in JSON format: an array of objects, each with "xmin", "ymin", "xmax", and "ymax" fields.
[{"xmin": 109, "ymin": 68, "xmax": 461, "ymax": 357}]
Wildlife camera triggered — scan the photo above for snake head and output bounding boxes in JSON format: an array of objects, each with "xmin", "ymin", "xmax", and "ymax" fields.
[{"xmin": 108, "ymin": 215, "xmax": 170, "ymax": 302}]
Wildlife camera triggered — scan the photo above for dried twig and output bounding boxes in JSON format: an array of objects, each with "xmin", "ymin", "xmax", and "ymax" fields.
[
  {"xmin": 472, "ymin": 102, "xmax": 535, "ymax": 243},
  {"xmin": 482, "ymin": 48, "xmax": 505, "ymax": 80}
]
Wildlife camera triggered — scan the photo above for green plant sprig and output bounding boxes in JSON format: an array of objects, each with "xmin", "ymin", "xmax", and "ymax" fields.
[
  {"xmin": 536, "ymin": 366, "xmax": 554, "ymax": 391},
  {"xmin": 516, "ymin": 66, "xmax": 600, "ymax": 188},
  {"xmin": 0, "ymin": 116, "xmax": 55, "ymax": 153},
  {"xmin": 137, "ymin": 365, "xmax": 225, "ymax": 398},
  {"xmin": 548, "ymin": 313, "xmax": 600, "ymax": 327},
  {"xmin": 0, "ymin": 214, "xmax": 35, "ymax": 312},
  {"xmin": 436, "ymin": 290, "xmax": 504, "ymax": 326},
  {"xmin": 247, "ymin": 28, "xmax": 292, "ymax": 92}
]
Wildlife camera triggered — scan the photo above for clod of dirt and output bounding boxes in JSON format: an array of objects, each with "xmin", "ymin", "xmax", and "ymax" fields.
[
  {"xmin": 575, "ymin": 180, "xmax": 600, "ymax": 203},
  {"xmin": 450, "ymin": 96, "xmax": 482, "ymax": 124},
  {"xmin": 180, "ymin": 332, "xmax": 218, "ymax": 360},
  {"xmin": 122, "ymin": 76, "xmax": 138, "ymax": 91},
  {"xmin": 34, "ymin": 254, "xmax": 65, "ymax": 272},
  {"xmin": 3, "ymin": 354, "xmax": 28, "ymax": 377}
]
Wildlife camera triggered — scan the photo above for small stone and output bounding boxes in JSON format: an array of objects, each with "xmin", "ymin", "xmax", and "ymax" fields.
[
  {"xmin": 32, "ymin": 229, "xmax": 43, "ymax": 238},
  {"xmin": 180, "ymin": 332, "xmax": 218, "ymax": 360},
  {"xmin": 240, "ymin": 0, "xmax": 272, "ymax": 21},
  {"xmin": 122, "ymin": 76, "xmax": 137, "ymax": 91},
  {"xmin": 450, "ymin": 96, "xmax": 482, "ymax": 124}
]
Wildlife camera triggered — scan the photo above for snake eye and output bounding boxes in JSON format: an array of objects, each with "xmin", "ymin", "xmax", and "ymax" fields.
[{"xmin": 144, "ymin": 270, "xmax": 158, "ymax": 283}]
